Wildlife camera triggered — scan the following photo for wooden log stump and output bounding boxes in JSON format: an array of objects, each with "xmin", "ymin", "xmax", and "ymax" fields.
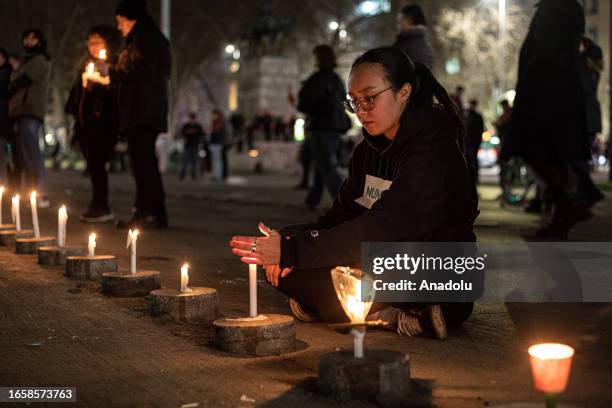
[
  {"xmin": 66, "ymin": 255, "xmax": 117, "ymax": 280},
  {"xmin": 318, "ymin": 349, "xmax": 411, "ymax": 406},
  {"xmin": 15, "ymin": 236, "xmax": 56, "ymax": 254},
  {"xmin": 148, "ymin": 287, "xmax": 219, "ymax": 323},
  {"xmin": 0, "ymin": 229, "xmax": 33, "ymax": 247},
  {"xmin": 213, "ymin": 314, "xmax": 295, "ymax": 356},
  {"xmin": 38, "ymin": 245, "xmax": 86, "ymax": 266},
  {"xmin": 101, "ymin": 270, "xmax": 161, "ymax": 297}
]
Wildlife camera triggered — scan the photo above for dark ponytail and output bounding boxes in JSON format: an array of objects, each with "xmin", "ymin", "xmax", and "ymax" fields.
[{"xmin": 351, "ymin": 47, "xmax": 464, "ymax": 144}]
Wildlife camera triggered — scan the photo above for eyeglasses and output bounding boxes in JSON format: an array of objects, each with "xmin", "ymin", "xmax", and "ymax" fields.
[{"xmin": 343, "ymin": 87, "xmax": 393, "ymax": 113}]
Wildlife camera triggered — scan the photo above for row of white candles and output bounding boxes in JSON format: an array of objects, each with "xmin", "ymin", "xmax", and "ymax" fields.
[
  {"xmin": 1, "ymin": 188, "xmax": 66, "ymax": 243},
  {"xmin": 1, "ymin": 186, "xmax": 260, "ymax": 313}
]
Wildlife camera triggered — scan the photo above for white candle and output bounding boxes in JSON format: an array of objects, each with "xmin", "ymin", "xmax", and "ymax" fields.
[
  {"xmin": 30, "ymin": 191, "xmax": 40, "ymax": 238},
  {"xmin": 126, "ymin": 229, "xmax": 138, "ymax": 274},
  {"xmin": 12, "ymin": 195, "xmax": 20, "ymax": 231},
  {"xmin": 88, "ymin": 233, "xmax": 96, "ymax": 257},
  {"xmin": 249, "ymin": 264, "xmax": 257, "ymax": 317},
  {"xmin": 351, "ymin": 328, "xmax": 365, "ymax": 359},
  {"xmin": 58, "ymin": 206, "xmax": 67, "ymax": 247},
  {"xmin": 0, "ymin": 186, "xmax": 4, "ymax": 225},
  {"xmin": 180, "ymin": 264, "xmax": 189, "ymax": 293}
]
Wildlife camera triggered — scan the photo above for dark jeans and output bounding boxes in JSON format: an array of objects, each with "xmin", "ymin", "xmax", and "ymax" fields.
[
  {"xmin": 11, "ymin": 117, "xmax": 46, "ymax": 192},
  {"xmin": 124, "ymin": 126, "xmax": 166, "ymax": 219},
  {"xmin": 305, "ymin": 131, "xmax": 342, "ymax": 208},
  {"xmin": 179, "ymin": 143, "xmax": 199, "ymax": 180},
  {"xmin": 79, "ymin": 126, "xmax": 116, "ymax": 212},
  {"xmin": 298, "ymin": 137, "xmax": 312, "ymax": 187},
  {"xmin": 276, "ymin": 266, "xmax": 474, "ymax": 326}
]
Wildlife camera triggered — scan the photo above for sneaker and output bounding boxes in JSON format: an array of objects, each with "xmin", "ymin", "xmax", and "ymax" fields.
[
  {"xmin": 80, "ymin": 209, "xmax": 115, "ymax": 223},
  {"xmin": 289, "ymin": 299, "xmax": 320, "ymax": 323},
  {"xmin": 375, "ymin": 305, "xmax": 448, "ymax": 339}
]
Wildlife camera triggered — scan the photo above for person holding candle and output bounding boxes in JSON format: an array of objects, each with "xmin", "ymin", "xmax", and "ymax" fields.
[
  {"xmin": 97, "ymin": 0, "xmax": 171, "ymax": 230},
  {"xmin": 230, "ymin": 47, "xmax": 478, "ymax": 339},
  {"xmin": 65, "ymin": 25, "xmax": 122, "ymax": 223}
]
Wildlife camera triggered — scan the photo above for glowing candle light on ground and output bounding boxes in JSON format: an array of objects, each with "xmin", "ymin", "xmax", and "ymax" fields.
[
  {"xmin": 58, "ymin": 206, "xmax": 67, "ymax": 247},
  {"xmin": 180, "ymin": 264, "xmax": 190, "ymax": 293},
  {"xmin": 30, "ymin": 191, "xmax": 40, "ymax": 238},
  {"xmin": 12, "ymin": 195, "xmax": 20, "ymax": 231},
  {"xmin": 331, "ymin": 267, "xmax": 375, "ymax": 358},
  {"xmin": 249, "ymin": 264, "xmax": 257, "ymax": 317},
  {"xmin": 126, "ymin": 229, "xmax": 139, "ymax": 274},
  {"xmin": 88, "ymin": 233, "xmax": 96, "ymax": 257},
  {"xmin": 528, "ymin": 343, "xmax": 575, "ymax": 395}
]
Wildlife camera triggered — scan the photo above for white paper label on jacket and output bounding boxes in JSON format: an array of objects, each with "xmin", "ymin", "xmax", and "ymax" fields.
[{"xmin": 355, "ymin": 174, "xmax": 393, "ymax": 209}]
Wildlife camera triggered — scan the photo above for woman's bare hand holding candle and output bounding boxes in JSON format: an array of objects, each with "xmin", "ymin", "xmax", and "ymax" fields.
[{"xmin": 229, "ymin": 222, "xmax": 292, "ymax": 286}]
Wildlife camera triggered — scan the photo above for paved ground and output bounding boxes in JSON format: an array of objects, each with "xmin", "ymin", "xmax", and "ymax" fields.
[{"xmin": 1, "ymin": 159, "xmax": 611, "ymax": 407}]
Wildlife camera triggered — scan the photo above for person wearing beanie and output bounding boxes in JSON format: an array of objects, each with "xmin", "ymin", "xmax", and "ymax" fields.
[{"xmin": 98, "ymin": 0, "xmax": 171, "ymax": 229}]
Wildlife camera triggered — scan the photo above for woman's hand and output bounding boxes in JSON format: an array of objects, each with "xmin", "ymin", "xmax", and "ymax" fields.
[
  {"xmin": 264, "ymin": 264, "xmax": 293, "ymax": 287},
  {"xmin": 229, "ymin": 222, "xmax": 286, "ymax": 268}
]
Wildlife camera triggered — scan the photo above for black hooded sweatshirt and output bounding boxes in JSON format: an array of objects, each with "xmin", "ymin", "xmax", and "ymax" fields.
[{"xmin": 280, "ymin": 105, "xmax": 478, "ymax": 270}]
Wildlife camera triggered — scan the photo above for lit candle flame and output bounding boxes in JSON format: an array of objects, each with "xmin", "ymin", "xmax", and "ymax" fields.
[
  {"xmin": 98, "ymin": 49, "xmax": 107, "ymax": 60},
  {"xmin": 86, "ymin": 62, "xmax": 95, "ymax": 74}
]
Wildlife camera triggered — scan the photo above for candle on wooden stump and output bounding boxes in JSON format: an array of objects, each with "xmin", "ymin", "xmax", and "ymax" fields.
[
  {"xmin": 88, "ymin": 233, "xmax": 96, "ymax": 257},
  {"xmin": 249, "ymin": 264, "xmax": 257, "ymax": 317},
  {"xmin": 126, "ymin": 229, "xmax": 138, "ymax": 274},
  {"xmin": 58, "ymin": 206, "xmax": 67, "ymax": 247},
  {"xmin": 30, "ymin": 191, "xmax": 40, "ymax": 238}
]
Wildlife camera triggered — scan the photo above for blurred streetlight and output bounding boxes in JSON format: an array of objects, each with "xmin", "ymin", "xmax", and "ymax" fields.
[
  {"xmin": 328, "ymin": 21, "xmax": 339, "ymax": 31},
  {"xmin": 339, "ymin": 29, "xmax": 348, "ymax": 39},
  {"xmin": 225, "ymin": 44, "xmax": 236, "ymax": 54}
]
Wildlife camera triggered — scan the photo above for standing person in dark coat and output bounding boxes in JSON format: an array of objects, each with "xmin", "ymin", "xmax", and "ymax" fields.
[
  {"xmin": 178, "ymin": 112, "xmax": 205, "ymax": 181},
  {"xmin": 98, "ymin": 0, "xmax": 171, "ymax": 229},
  {"xmin": 464, "ymin": 99, "xmax": 485, "ymax": 183},
  {"xmin": 65, "ymin": 25, "xmax": 122, "ymax": 223},
  {"xmin": 572, "ymin": 36, "xmax": 604, "ymax": 206},
  {"xmin": 393, "ymin": 4, "xmax": 434, "ymax": 70},
  {"xmin": 297, "ymin": 45, "xmax": 351, "ymax": 210},
  {"xmin": 230, "ymin": 48, "xmax": 478, "ymax": 339},
  {"xmin": 501, "ymin": 0, "xmax": 589, "ymax": 239},
  {"xmin": 8, "ymin": 29, "xmax": 51, "ymax": 206},
  {"xmin": 0, "ymin": 48, "xmax": 11, "ymax": 183}
]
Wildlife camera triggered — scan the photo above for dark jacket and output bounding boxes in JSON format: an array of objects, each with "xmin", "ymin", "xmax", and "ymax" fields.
[
  {"xmin": 393, "ymin": 26, "xmax": 435, "ymax": 69},
  {"xmin": 580, "ymin": 39, "xmax": 603, "ymax": 135},
  {"xmin": 297, "ymin": 68, "xmax": 351, "ymax": 133},
  {"xmin": 8, "ymin": 53, "xmax": 50, "ymax": 122},
  {"xmin": 0, "ymin": 63, "xmax": 11, "ymax": 138},
  {"xmin": 110, "ymin": 16, "xmax": 171, "ymax": 133},
  {"xmin": 280, "ymin": 106, "xmax": 478, "ymax": 270},
  {"xmin": 181, "ymin": 122, "xmax": 205, "ymax": 147},
  {"xmin": 65, "ymin": 72, "xmax": 118, "ymax": 145},
  {"xmin": 465, "ymin": 108, "xmax": 484, "ymax": 157},
  {"xmin": 502, "ymin": 0, "xmax": 588, "ymax": 162}
]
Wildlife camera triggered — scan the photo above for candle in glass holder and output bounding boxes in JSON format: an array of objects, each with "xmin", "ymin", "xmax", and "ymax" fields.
[
  {"xmin": 30, "ymin": 191, "xmax": 40, "ymax": 238},
  {"xmin": 528, "ymin": 343, "xmax": 575, "ymax": 395},
  {"xmin": 58, "ymin": 205, "xmax": 67, "ymax": 247},
  {"xmin": 88, "ymin": 233, "xmax": 96, "ymax": 257}
]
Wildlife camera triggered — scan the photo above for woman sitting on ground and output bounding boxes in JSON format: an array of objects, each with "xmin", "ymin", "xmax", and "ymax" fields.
[{"xmin": 229, "ymin": 47, "xmax": 478, "ymax": 339}]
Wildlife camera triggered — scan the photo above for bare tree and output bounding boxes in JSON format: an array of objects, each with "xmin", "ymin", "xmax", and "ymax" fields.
[{"xmin": 434, "ymin": 2, "xmax": 530, "ymax": 121}]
